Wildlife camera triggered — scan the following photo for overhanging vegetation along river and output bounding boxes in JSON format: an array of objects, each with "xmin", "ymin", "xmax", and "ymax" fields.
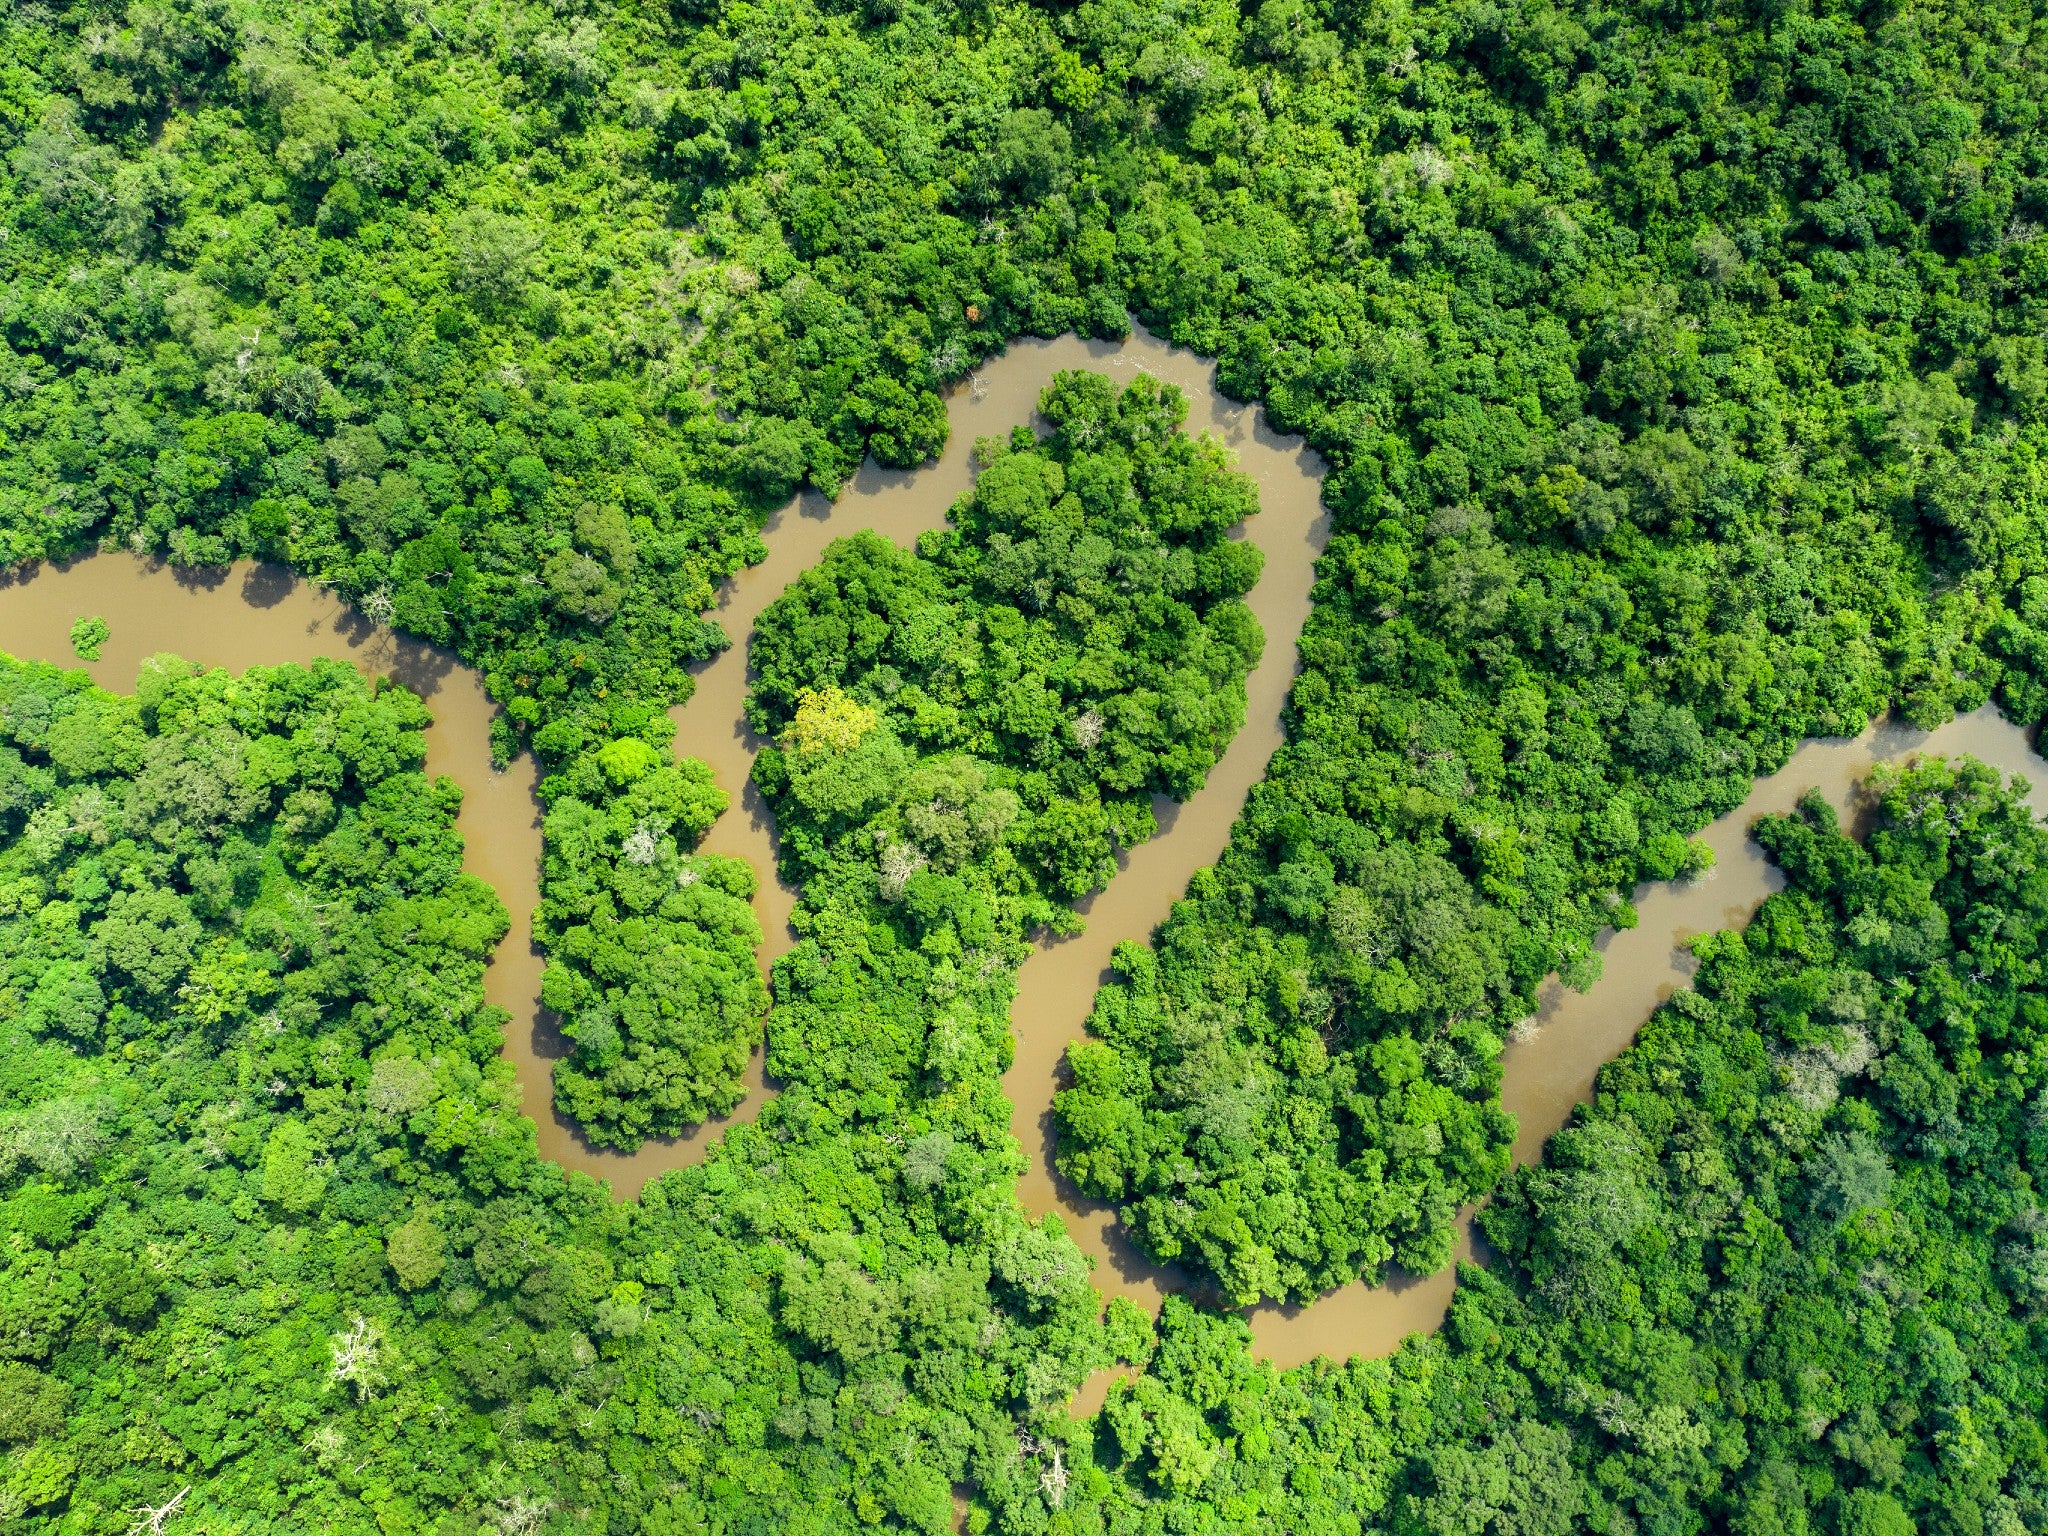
[{"xmin": 4, "ymin": 327, "xmax": 2043, "ymax": 1381}]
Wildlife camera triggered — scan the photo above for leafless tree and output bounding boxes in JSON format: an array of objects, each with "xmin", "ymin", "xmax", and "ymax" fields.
[
  {"xmin": 877, "ymin": 839, "xmax": 928, "ymax": 902},
  {"xmin": 621, "ymin": 819, "xmax": 666, "ymax": 867},
  {"xmin": 1040, "ymin": 1448, "xmax": 1069, "ymax": 1509},
  {"xmin": 492, "ymin": 1495, "xmax": 553, "ymax": 1536},
  {"xmin": 327, "ymin": 1314, "xmax": 388, "ymax": 1401},
  {"xmin": 126, "ymin": 1487, "xmax": 191, "ymax": 1536}
]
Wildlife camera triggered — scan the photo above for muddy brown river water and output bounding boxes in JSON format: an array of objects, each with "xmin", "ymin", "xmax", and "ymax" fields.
[{"xmin": 3, "ymin": 324, "xmax": 2044, "ymax": 1390}]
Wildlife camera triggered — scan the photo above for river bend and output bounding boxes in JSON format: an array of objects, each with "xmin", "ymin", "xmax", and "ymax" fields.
[{"xmin": 2, "ymin": 325, "xmax": 2042, "ymax": 1379}]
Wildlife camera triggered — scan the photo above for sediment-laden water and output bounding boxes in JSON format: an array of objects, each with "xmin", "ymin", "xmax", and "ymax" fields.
[{"xmin": 4, "ymin": 326, "xmax": 2040, "ymax": 1384}]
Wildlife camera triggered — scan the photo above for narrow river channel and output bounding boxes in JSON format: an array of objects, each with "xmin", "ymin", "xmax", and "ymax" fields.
[{"xmin": 3, "ymin": 325, "xmax": 2043, "ymax": 1384}]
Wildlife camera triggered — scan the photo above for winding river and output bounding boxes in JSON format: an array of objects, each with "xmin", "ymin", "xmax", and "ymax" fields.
[{"xmin": 2, "ymin": 324, "xmax": 2043, "ymax": 1386}]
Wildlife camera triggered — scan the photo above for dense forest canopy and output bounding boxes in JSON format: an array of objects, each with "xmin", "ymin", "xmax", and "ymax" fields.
[
  {"xmin": 0, "ymin": 651, "xmax": 1123, "ymax": 1534},
  {"xmin": 6, "ymin": 0, "xmax": 2048, "ymax": 1527},
  {"xmin": 0, "ymin": 653, "xmax": 548, "ymax": 1526},
  {"xmin": 1067, "ymin": 759, "xmax": 2048, "ymax": 1535},
  {"xmin": 1047, "ymin": 0, "xmax": 2048, "ymax": 1304},
  {"xmin": 7, "ymin": 669, "xmax": 2047, "ymax": 1533},
  {"xmin": 750, "ymin": 368, "xmax": 1266, "ymax": 890},
  {"xmin": 10, "ymin": 0, "xmax": 2048, "ymax": 1201},
  {"xmin": 537, "ymin": 724, "xmax": 767, "ymax": 1148}
]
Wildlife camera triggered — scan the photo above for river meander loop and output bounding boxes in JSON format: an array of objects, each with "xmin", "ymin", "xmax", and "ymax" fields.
[{"xmin": 3, "ymin": 323, "xmax": 2042, "ymax": 1381}]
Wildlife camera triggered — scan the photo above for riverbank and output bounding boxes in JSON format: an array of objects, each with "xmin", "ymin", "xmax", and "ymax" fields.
[{"xmin": 5, "ymin": 326, "xmax": 2042, "ymax": 1380}]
